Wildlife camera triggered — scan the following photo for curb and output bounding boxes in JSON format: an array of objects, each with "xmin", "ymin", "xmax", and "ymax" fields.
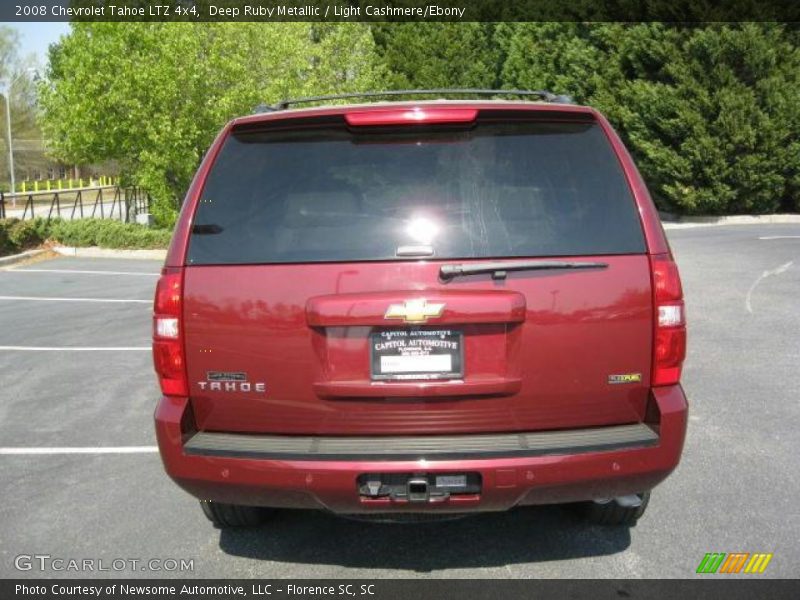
[
  {"xmin": 0, "ymin": 248, "xmax": 50, "ymax": 267},
  {"xmin": 662, "ymin": 214, "xmax": 800, "ymax": 229},
  {"xmin": 52, "ymin": 246, "xmax": 167, "ymax": 260}
]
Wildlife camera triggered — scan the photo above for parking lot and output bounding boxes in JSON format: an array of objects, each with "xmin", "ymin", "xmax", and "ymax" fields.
[{"xmin": 1, "ymin": 224, "xmax": 798, "ymax": 578}]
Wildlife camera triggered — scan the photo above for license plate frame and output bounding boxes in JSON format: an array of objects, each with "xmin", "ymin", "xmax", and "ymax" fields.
[{"xmin": 370, "ymin": 329, "xmax": 464, "ymax": 381}]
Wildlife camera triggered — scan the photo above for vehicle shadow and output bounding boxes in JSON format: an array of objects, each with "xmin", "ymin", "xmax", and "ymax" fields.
[{"xmin": 217, "ymin": 505, "xmax": 631, "ymax": 572}]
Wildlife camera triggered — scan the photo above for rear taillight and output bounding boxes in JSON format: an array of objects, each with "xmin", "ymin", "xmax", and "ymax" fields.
[
  {"xmin": 651, "ymin": 254, "xmax": 686, "ymax": 386},
  {"xmin": 152, "ymin": 267, "xmax": 187, "ymax": 396}
]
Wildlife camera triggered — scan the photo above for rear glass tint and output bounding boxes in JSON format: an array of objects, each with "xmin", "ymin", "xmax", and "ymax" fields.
[{"xmin": 187, "ymin": 119, "xmax": 645, "ymax": 265}]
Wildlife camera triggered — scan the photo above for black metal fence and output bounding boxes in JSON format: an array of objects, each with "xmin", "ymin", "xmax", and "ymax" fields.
[{"xmin": 0, "ymin": 186, "xmax": 150, "ymax": 222}]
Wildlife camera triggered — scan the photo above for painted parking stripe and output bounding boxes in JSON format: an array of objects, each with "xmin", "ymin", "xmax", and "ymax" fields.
[
  {"xmin": 0, "ymin": 346, "xmax": 150, "ymax": 351},
  {"xmin": 758, "ymin": 236, "xmax": 800, "ymax": 240},
  {"xmin": 0, "ymin": 295, "xmax": 150, "ymax": 303},
  {"xmin": 2, "ymin": 268, "xmax": 159, "ymax": 276},
  {"xmin": 745, "ymin": 261, "xmax": 794, "ymax": 314},
  {"xmin": 0, "ymin": 446, "xmax": 158, "ymax": 455}
]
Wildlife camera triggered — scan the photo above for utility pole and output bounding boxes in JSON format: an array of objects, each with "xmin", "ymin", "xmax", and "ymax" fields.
[
  {"xmin": 1, "ymin": 68, "xmax": 37, "ymax": 207},
  {"xmin": 2, "ymin": 91, "xmax": 14, "ymax": 206}
]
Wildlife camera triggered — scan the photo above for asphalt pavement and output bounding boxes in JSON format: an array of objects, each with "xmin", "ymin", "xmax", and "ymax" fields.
[{"xmin": 0, "ymin": 224, "xmax": 798, "ymax": 578}]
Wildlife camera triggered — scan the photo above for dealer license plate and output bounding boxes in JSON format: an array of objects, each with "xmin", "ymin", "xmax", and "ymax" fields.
[{"xmin": 370, "ymin": 329, "xmax": 463, "ymax": 381}]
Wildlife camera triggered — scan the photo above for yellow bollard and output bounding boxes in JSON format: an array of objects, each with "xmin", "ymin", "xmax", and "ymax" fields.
[
  {"xmin": 68, "ymin": 178, "xmax": 72, "ymax": 188},
  {"xmin": 21, "ymin": 181, "xmax": 26, "ymax": 193},
  {"xmin": 34, "ymin": 180, "xmax": 38, "ymax": 192},
  {"xmin": 46, "ymin": 180, "xmax": 51, "ymax": 191},
  {"xmin": 57, "ymin": 179, "xmax": 62, "ymax": 190}
]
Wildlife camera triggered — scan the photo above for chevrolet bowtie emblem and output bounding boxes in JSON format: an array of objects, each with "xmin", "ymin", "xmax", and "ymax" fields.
[{"xmin": 384, "ymin": 299, "xmax": 446, "ymax": 324}]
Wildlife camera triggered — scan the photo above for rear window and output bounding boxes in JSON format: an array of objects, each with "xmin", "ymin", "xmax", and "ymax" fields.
[{"xmin": 187, "ymin": 118, "xmax": 646, "ymax": 265}]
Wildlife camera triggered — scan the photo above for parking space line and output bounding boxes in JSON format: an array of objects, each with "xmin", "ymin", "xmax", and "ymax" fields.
[
  {"xmin": 0, "ymin": 346, "xmax": 150, "ymax": 351},
  {"xmin": 0, "ymin": 447, "xmax": 158, "ymax": 455},
  {"xmin": 2, "ymin": 268, "xmax": 159, "ymax": 276},
  {"xmin": 0, "ymin": 296, "xmax": 150, "ymax": 304},
  {"xmin": 758, "ymin": 236, "xmax": 800, "ymax": 240},
  {"xmin": 745, "ymin": 260, "xmax": 794, "ymax": 314}
]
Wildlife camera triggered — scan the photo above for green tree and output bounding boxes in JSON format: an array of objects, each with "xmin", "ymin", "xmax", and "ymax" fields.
[
  {"xmin": 372, "ymin": 23, "xmax": 502, "ymax": 90},
  {"xmin": 39, "ymin": 23, "xmax": 385, "ymax": 226},
  {"xmin": 38, "ymin": 22, "xmax": 800, "ymax": 220},
  {"xmin": 500, "ymin": 23, "xmax": 604, "ymax": 100},
  {"xmin": 502, "ymin": 23, "xmax": 800, "ymax": 214}
]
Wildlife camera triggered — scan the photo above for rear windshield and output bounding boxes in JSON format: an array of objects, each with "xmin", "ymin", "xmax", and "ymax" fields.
[{"xmin": 187, "ymin": 119, "xmax": 646, "ymax": 265}]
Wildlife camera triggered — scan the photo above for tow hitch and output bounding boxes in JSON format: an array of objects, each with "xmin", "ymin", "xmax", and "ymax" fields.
[
  {"xmin": 357, "ymin": 473, "xmax": 480, "ymax": 504},
  {"xmin": 407, "ymin": 478, "xmax": 430, "ymax": 502}
]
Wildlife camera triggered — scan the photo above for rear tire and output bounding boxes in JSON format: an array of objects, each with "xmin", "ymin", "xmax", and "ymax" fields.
[
  {"xmin": 200, "ymin": 500, "xmax": 269, "ymax": 528},
  {"xmin": 583, "ymin": 492, "xmax": 650, "ymax": 526}
]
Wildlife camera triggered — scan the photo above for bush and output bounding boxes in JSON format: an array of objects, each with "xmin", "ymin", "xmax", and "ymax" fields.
[
  {"xmin": 0, "ymin": 217, "xmax": 172, "ymax": 257},
  {"xmin": 0, "ymin": 221, "xmax": 16, "ymax": 255},
  {"xmin": 48, "ymin": 219, "xmax": 172, "ymax": 249},
  {"xmin": 48, "ymin": 219, "xmax": 108, "ymax": 247},
  {"xmin": 92, "ymin": 220, "xmax": 173, "ymax": 249},
  {"xmin": 29, "ymin": 217, "xmax": 52, "ymax": 241},
  {"xmin": 8, "ymin": 219, "xmax": 47, "ymax": 249}
]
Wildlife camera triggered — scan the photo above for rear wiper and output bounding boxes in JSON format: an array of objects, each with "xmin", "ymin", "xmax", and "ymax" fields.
[{"xmin": 439, "ymin": 260, "xmax": 608, "ymax": 281}]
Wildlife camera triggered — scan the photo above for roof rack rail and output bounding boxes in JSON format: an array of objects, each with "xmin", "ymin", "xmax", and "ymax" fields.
[{"xmin": 253, "ymin": 89, "xmax": 574, "ymax": 113}]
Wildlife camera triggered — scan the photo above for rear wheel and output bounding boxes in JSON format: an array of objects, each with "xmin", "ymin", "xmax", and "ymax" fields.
[
  {"xmin": 583, "ymin": 492, "xmax": 650, "ymax": 526},
  {"xmin": 200, "ymin": 500, "xmax": 269, "ymax": 528}
]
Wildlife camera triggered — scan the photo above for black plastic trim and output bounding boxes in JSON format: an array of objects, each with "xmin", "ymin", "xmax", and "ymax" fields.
[
  {"xmin": 257, "ymin": 89, "xmax": 573, "ymax": 112},
  {"xmin": 183, "ymin": 423, "xmax": 658, "ymax": 461}
]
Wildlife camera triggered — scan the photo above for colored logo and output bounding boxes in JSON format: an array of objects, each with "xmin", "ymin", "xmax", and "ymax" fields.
[
  {"xmin": 384, "ymin": 299, "xmax": 445, "ymax": 324},
  {"xmin": 696, "ymin": 552, "xmax": 773, "ymax": 574}
]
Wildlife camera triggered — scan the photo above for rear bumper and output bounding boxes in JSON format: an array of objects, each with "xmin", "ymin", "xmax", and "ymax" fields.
[{"xmin": 154, "ymin": 386, "xmax": 687, "ymax": 514}]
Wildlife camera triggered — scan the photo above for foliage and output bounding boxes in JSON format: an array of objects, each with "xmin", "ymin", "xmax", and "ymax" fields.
[
  {"xmin": 0, "ymin": 26, "xmax": 42, "ymax": 189},
  {"xmin": 372, "ymin": 23, "xmax": 502, "ymax": 90},
  {"xmin": 501, "ymin": 23, "xmax": 800, "ymax": 214},
  {"xmin": 0, "ymin": 218, "xmax": 47, "ymax": 251},
  {"xmin": 38, "ymin": 23, "xmax": 386, "ymax": 227},
  {"xmin": 0, "ymin": 217, "xmax": 172, "ymax": 256},
  {"xmin": 37, "ymin": 23, "xmax": 800, "ymax": 217},
  {"xmin": 47, "ymin": 219, "xmax": 173, "ymax": 249},
  {"xmin": 0, "ymin": 220, "xmax": 14, "ymax": 254},
  {"xmin": 0, "ymin": 217, "xmax": 46, "ymax": 254},
  {"xmin": 7, "ymin": 217, "xmax": 46, "ymax": 248}
]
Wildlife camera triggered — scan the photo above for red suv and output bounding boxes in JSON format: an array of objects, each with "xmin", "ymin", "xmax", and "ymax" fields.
[{"xmin": 153, "ymin": 90, "xmax": 687, "ymax": 528}]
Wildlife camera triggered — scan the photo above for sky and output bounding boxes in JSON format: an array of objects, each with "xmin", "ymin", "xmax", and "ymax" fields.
[{"xmin": 4, "ymin": 22, "xmax": 71, "ymax": 70}]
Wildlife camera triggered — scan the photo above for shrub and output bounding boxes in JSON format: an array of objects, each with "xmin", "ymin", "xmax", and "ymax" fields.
[
  {"xmin": 30, "ymin": 217, "xmax": 53, "ymax": 241},
  {"xmin": 0, "ymin": 218, "xmax": 172, "ymax": 256},
  {"xmin": 48, "ymin": 218, "xmax": 172, "ymax": 249},
  {"xmin": 92, "ymin": 220, "xmax": 173, "ymax": 249},
  {"xmin": 48, "ymin": 219, "xmax": 108, "ymax": 247},
  {"xmin": 8, "ymin": 219, "xmax": 46, "ymax": 249},
  {"xmin": 0, "ymin": 221, "xmax": 16, "ymax": 255}
]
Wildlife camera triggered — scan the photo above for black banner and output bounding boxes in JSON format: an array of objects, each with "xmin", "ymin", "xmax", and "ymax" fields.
[
  {"xmin": 3, "ymin": 0, "xmax": 800, "ymax": 22},
  {"xmin": 4, "ymin": 580, "xmax": 800, "ymax": 600}
]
